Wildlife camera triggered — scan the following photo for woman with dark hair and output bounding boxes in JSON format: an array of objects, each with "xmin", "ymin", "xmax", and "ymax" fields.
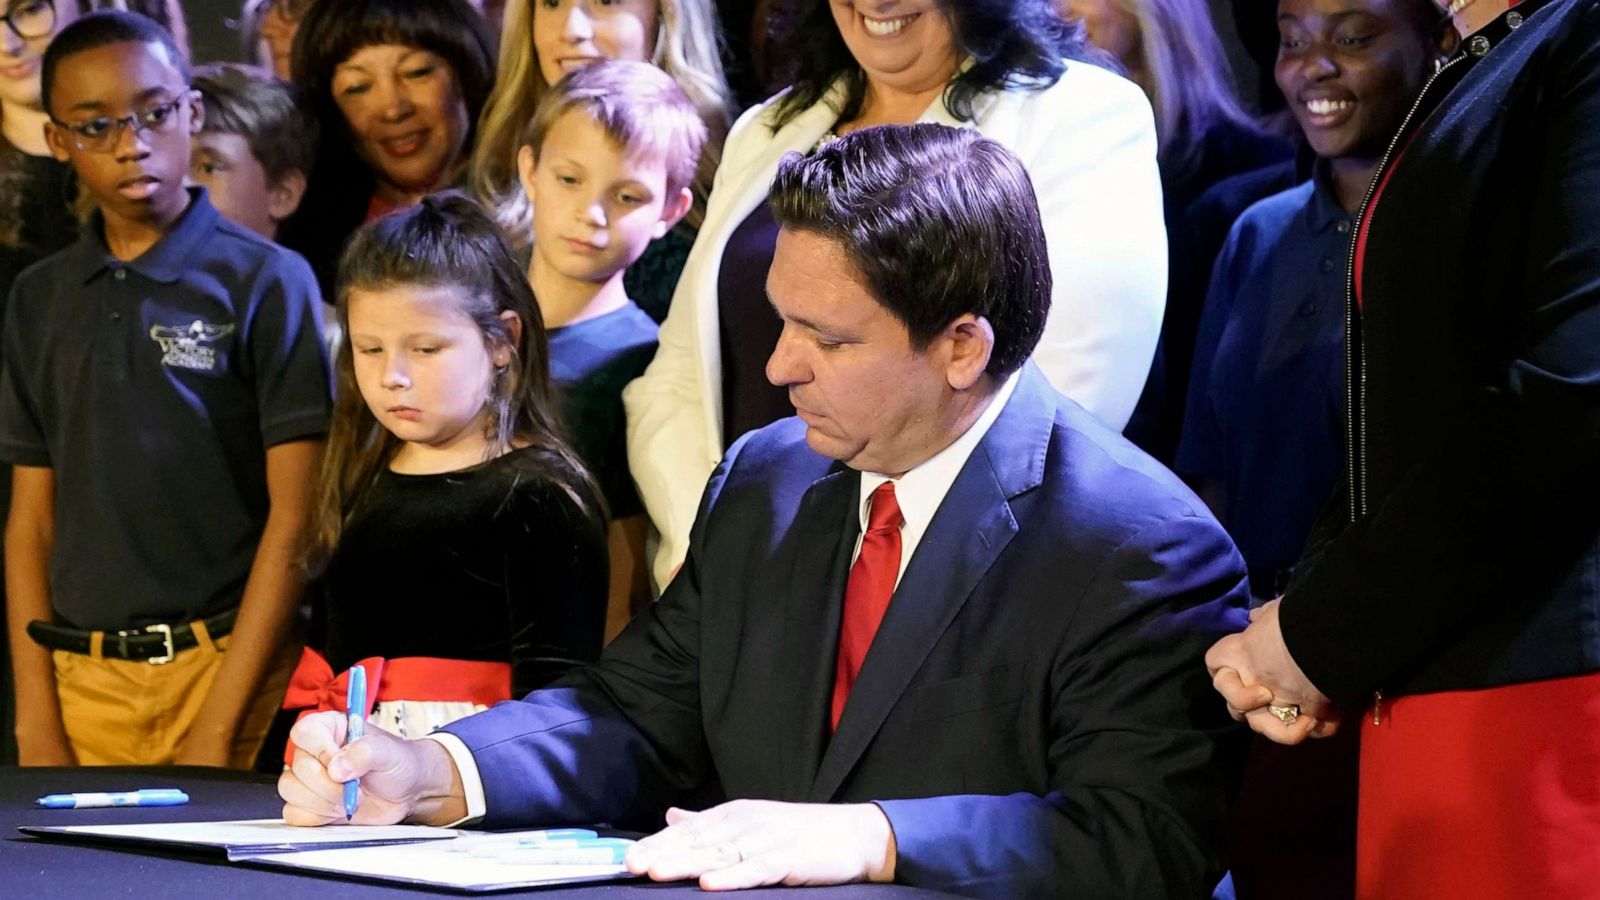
[
  {"xmin": 1208, "ymin": 1, "xmax": 1600, "ymax": 898},
  {"xmin": 625, "ymin": 0, "xmax": 1167, "ymax": 590},
  {"xmin": 279, "ymin": 0, "xmax": 496, "ymax": 294}
]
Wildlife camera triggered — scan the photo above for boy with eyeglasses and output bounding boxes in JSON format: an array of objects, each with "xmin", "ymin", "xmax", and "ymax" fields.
[{"xmin": 0, "ymin": 11, "xmax": 331, "ymax": 768}]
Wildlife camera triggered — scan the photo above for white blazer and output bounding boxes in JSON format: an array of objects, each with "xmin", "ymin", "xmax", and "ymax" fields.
[{"xmin": 624, "ymin": 61, "xmax": 1168, "ymax": 590}]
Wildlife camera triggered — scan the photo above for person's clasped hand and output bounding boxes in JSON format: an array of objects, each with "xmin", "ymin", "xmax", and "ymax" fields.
[
  {"xmin": 1204, "ymin": 599, "xmax": 1341, "ymax": 745},
  {"xmin": 277, "ymin": 710, "xmax": 456, "ymax": 825},
  {"xmin": 625, "ymin": 799, "xmax": 897, "ymax": 891}
]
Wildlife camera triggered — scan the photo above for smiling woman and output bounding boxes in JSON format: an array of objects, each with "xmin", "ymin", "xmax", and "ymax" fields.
[{"xmin": 277, "ymin": 0, "xmax": 495, "ymax": 297}]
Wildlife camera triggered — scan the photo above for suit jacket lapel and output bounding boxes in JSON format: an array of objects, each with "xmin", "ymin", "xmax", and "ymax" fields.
[
  {"xmin": 775, "ymin": 465, "xmax": 859, "ymax": 801},
  {"xmin": 807, "ymin": 367, "xmax": 1055, "ymax": 802}
]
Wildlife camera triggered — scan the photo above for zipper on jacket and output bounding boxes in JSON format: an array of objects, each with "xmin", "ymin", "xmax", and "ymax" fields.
[
  {"xmin": 1343, "ymin": 54, "xmax": 1469, "ymax": 523},
  {"xmin": 1345, "ymin": 56, "xmax": 1467, "ymax": 728}
]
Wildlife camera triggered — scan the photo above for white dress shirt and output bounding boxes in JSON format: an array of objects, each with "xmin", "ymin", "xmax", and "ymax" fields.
[
  {"xmin": 852, "ymin": 372, "xmax": 1019, "ymax": 587},
  {"xmin": 430, "ymin": 372, "xmax": 1021, "ymax": 823}
]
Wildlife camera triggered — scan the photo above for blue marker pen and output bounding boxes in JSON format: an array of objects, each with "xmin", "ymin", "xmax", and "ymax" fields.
[
  {"xmin": 36, "ymin": 789, "xmax": 189, "ymax": 809},
  {"xmin": 517, "ymin": 831, "xmax": 608, "ymax": 846},
  {"xmin": 496, "ymin": 844, "xmax": 632, "ymax": 865},
  {"xmin": 455, "ymin": 830, "xmax": 603, "ymax": 857},
  {"xmin": 343, "ymin": 665, "xmax": 366, "ymax": 819}
]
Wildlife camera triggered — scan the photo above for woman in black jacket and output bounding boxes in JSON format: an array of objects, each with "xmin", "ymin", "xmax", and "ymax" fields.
[{"xmin": 1206, "ymin": 1, "xmax": 1600, "ymax": 898}]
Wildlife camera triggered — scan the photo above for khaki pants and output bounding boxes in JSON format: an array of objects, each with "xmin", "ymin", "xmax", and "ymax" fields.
[{"xmin": 52, "ymin": 620, "xmax": 298, "ymax": 768}]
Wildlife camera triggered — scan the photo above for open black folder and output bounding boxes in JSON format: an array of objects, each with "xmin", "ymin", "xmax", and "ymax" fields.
[{"xmin": 19, "ymin": 819, "xmax": 639, "ymax": 892}]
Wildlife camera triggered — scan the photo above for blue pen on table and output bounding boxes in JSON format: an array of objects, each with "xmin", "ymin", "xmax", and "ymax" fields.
[
  {"xmin": 343, "ymin": 665, "xmax": 366, "ymax": 819},
  {"xmin": 36, "ymin": 789, "xmax": 189, "ymax": 809},
  {"xmin": 450, "ymin": 829, "xmax": 600, "ymax": 855},
  {"xmin": 497, "ymin": 839, "xmax": 635, "ymax": 866},
  {"xmin": 463, "ymin": 835, "xmax": 626, "ymax": 858}
]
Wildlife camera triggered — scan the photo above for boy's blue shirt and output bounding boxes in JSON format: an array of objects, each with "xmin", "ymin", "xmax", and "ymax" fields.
[
  {"xmin": 1175, "ymin": 163, "xmax": 1350, "ymax": 580},
  {"xmin": 0, "ymin": 187, "xmax": 333, "ymax": 630},
  {"xmin": 547, "ymin": 301, "xmax": 659, "ymax": 520}
]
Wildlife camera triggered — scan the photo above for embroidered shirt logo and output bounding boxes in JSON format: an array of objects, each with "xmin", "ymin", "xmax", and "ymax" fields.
[{"xmin": 150, "ymin": 319, "xmax": 235, "ymax": 372}]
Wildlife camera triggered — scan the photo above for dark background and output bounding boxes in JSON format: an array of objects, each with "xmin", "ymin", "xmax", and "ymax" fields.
[{"xmin": 188, "ymin": 0, "xmax": 252, "ymax": 67}]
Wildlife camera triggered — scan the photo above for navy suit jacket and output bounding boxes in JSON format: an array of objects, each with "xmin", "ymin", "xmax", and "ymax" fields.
[{"xmin": 443, "ymin": 366, "xmax": 1249, "ymax": 898}]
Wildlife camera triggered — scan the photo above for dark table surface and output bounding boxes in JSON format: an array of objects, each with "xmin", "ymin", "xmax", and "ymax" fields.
[{"xmin": 3, "ymin": 767, "xmax": 959, "ymax": 898}]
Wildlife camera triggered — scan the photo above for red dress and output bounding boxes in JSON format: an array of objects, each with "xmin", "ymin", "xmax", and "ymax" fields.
[
  {"xmin": 1350, "ymin": 82, "xmax": 1600, "ymax": 898},
  {"xmin": 1355, "ymin": 672, "xmax": 1600, "ymax": 900}
]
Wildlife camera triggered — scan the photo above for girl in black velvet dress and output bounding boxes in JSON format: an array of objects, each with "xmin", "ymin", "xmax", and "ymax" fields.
[{"xmin": 282, "ymin": 194, "xmax": 608, "ymax": 740}]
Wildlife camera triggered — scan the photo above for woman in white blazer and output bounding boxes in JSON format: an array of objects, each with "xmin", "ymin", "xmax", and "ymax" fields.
[{"xmin": 624, "ymin": 0, "xmax": 1167, "ymax": 590}]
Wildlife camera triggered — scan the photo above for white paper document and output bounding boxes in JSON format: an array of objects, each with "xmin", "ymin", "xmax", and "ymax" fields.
[
  {"xmin": 246, "ymin": 833, "xmax": 632, "ymax": 892},
  {"xmin": 19, "ymin": 818, "xmax": 460, "ymax": 857},
  {"xmin": 19, "ymin": 820, "xmax": 638, "ymax": 893}
]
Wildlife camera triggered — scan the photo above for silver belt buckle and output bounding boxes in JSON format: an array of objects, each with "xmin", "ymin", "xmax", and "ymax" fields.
[{"xmin": 144, "ymin": 623, "xmax": 175, "ymax": 665}]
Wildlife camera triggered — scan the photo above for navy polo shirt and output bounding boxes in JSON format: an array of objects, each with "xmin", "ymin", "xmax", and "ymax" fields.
[
  {"xmin": 547, "ymin": 302, "xmax": 658, "ymax": 520},
  {"xmin": 1175, "ymin": 165, "xmax": 1350, "ymax": 577},
  {"xmin": 0, "ymin": 189, "xmax": 332, "ymax": 630}
]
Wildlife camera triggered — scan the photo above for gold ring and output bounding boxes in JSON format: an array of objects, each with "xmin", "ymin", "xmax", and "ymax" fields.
[{"xmin": 1269, "ymin": 704, "xmax": 1301, "ymax": 726}]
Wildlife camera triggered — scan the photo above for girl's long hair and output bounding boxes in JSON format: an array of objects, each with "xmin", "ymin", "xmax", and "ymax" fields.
[
  {"xmin": 469, "ymin": 0, "xmax": 732, "ymax": 237},
  {"xmin": 305, "ymin": 192, "xmax": 599, "ymax": 571}
]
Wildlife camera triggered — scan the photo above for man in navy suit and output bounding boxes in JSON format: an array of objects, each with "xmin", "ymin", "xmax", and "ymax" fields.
[{"xmin": 279, "ymin": 124, "xmax": 1249, "ymax": 898}]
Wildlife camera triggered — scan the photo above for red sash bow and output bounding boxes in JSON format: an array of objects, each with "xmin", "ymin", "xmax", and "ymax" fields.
[{"xmin": 279, "ymin": 648, "xmax": 511, "ymax": 763}]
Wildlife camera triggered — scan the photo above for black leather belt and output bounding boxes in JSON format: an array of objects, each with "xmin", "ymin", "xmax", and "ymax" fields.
[{"xmin": 27, "ymin": 607, "xmax": 238, "ymax": 664}]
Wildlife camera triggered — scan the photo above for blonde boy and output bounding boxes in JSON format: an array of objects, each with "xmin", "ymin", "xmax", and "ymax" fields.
[{"xmin": 514, "ymin": 61, "xmax": 705, "ymax": 640}]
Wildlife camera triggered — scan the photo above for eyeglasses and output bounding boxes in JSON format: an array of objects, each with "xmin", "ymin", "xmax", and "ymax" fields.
[
  {"xmin": 51, "ymin": 94, "xmax": 192, "ymax": 153},
  {"xmin": 1, "ymin": 0, "xmax": 54, "ymax": 41}
]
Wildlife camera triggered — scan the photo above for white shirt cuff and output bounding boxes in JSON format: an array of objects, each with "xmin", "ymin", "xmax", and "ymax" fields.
[{"xmin": 422, "ymin": 732, "xmax": 486, "ymax": 826}]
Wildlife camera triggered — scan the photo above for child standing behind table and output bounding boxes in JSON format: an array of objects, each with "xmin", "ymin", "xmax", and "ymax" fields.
[
  {"xmin": 283, "ymin": 194, "xmax": 608, "ymax": 740},
  {"xmin": 188, "ymin": 62, "xmax": 342, "ymax": 354},
  {"xmin": 188, "ymin": 63, "xmax": 313, "ymax": 245},
  {"xmin": 0, "ymin": 12, "xmax": 332, "ymax": 768},
  {"xmin": 510, "ymin": 61, "xmax": 705, "ymax": 638}
]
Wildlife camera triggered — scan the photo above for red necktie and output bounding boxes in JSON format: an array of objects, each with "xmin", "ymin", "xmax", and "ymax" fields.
[{"xmin": 830, "ymin": 481, "xmax": 904, "ymax": 731}]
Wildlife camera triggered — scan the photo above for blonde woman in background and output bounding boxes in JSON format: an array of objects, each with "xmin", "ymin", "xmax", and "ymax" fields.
[
  {"xmin": 1064, "ymin": 0, "xmax": 1290, "ymax": 461},
  {"xmin": 470, "ymin": 0, "xmax": 732, "ymax": 323}
]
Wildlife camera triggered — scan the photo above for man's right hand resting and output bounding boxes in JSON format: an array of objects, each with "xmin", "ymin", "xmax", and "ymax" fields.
[{"xmin": 278, "ymin": 711, "xmax": 468, "ymax": 826}]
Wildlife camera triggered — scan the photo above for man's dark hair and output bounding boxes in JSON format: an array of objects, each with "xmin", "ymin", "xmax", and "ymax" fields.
[
  {"xmin": 767, "ymin": 0, "xmax": 1098, "ymax": 132},
  {"xmin": 41, "ymin": 11, "xmax": 190, "ymax": 116},
  {"xmin": 193, "ymin": 63, "xmax": 316, "ymax": 185},
  {"xmin": 769, "ymin": 123, "xmax": 1049, "ymax": 377}
]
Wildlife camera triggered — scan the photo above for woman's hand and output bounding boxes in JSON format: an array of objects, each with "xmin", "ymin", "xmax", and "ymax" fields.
[{"xmin": 1206, "ymin": 600, "xmax": 1340, "ymax": 745}]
